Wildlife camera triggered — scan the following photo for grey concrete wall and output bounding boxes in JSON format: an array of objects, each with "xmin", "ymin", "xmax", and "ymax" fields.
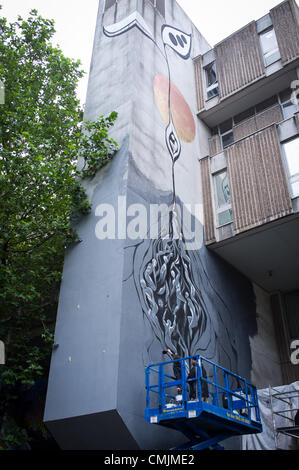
[
  {"xmin": 44, "ymin": 137, "xmax": 129, "ymax": 423},
  {"xmin": 250, "ymin": 284, "xmax": 283, "ymax": 388},
  {"xmin": 44, "ymin": 0, "xmax": 281, "ymax": 450}
]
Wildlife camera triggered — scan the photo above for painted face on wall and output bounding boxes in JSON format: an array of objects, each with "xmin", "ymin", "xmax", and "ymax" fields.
[
  {"xmin": 161, "ymin": 25, "xmax": 192, "ymax": 59},
  {"xmin": 103, "ymin": 12, "xmax": 209, "ymax": 359},
  {"xmin": 153, "ymin": 74, "xmax": 196, "ymax": 144}
]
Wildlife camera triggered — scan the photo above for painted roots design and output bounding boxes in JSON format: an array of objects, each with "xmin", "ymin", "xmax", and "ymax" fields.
[{"xmin": 104, "ymin": 13, "xmax": 210, "ymax": 359}]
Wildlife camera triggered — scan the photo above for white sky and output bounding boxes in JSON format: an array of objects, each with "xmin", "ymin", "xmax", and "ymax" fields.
[{"xmin": 0, "ymin": 0, "xmax": 288, "ymax": 105}]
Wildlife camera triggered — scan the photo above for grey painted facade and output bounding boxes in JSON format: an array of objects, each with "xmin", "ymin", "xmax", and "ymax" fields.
[{"xmin": 44, "ymin": 0, "xmax": 296, "ymax": 450}]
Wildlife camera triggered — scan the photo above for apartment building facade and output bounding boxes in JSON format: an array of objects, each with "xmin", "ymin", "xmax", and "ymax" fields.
[
  {"xmin": 197, "ymin": 0, "xmax": 299, "ymax": 385},
  {"xmin": 44, "ymin": 0, "xmax": 299, "ymax": 450}
]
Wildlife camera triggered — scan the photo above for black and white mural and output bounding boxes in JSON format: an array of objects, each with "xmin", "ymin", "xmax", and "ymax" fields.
[
  {"xmin": 44, "ymin": 2, "xmax": 260, "ymax": 450},
  {"xmin": 103, "ymin": 11, "xmax": 256, "ymax": 375}
]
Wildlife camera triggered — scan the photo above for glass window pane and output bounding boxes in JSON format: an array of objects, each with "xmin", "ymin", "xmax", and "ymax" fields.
[
  {"xmin": 291, "ymin": 181, "xmax": 299, "ymax": 198},
  {"xmin": 260, "ymin": 28, "xmax": 279, "ymax": 55},
  {"xmin": 279, "ymin": 89, "xmax": 291, "ymax": 104},
  {"xmin": 219, "ymin": 119, "xmax": 233, "ymax": 134},
  {"xmin": 234, "ymin": 107, "xmax": 255, "ymax": 125},
  {"xmin": 282, "ymin": 101, "xmax": 297, "ymax": 120},
  {"xmin": 283, "ymin": 138, "xmax": 299, "ymax": 176},
  {"xmin": 256, "ymin": 95, "xmax": 278, "ymax": 113},
  {"xmin": 218, "ymin": 209, "xmax": 233, "ymax": 227},
  {"xmin": 215, "ymin": 172, "xmax": 231, "ymax": 208},
  {"xmin": 222, "ymin": 131, "xmax": 234, "ymax": 149},
  {"xmin": 105, "ymin": 0, "xmax": 116, "ymax": 10},
  {"xmin": 205, "ymin": 63, "xmax": 217, "ymax": 88},
  {"xmin": 264, "ymin": 49, "xmax": 280, "ymax": 66},
  {"xmin": 207, "ymin": 85, "xmax": 219, "ymax": 99}
]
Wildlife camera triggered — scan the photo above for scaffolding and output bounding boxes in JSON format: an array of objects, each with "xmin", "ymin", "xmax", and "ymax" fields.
[{"xmin": 269, "ymin": 385, "xmax": 299, "ymax": 447}]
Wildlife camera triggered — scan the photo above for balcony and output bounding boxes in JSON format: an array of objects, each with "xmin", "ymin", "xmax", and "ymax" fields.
[
  {"xmin": 200, "ymin": 115, "xmax": 299, "ymax": 293},
  {"xmin": 194, "ymin": 0, "xmax": 299, "ymax": 128}
]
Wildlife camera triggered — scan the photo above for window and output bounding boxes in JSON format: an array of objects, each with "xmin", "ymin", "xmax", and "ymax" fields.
[
  {"xmin": 279, "ymin": 89, "xmax": 298, "ymax": 120},
  {"xmin": 219, "ymin": 119, "xmax": 234, "ymax": 149},
  {"xmin": 149, "ymin": 0, "xmax": 165, "ymax": 16},
  {"xmin": 255, "ymin": 95, "xmax": 278, "ymax": 114},
  {"xmin": 234, "ymin": 107, "xmax": 255, "ymax": 125},
  {"xmin": 213, "ymin": 170, "xmax": 233, "ymax": 227},
  {"xmin": 205, "ymin": 62, "xmax": 219, "ymax": 100},
  {"xmin": 259, "ymin": 27, "xmax": 280, "ymax": 67},
  {"xmin": 282, "ymin": 137, "xmax": 299, "ymax": 198},
  {"xmin": 105, "ymin": 0, "xmax": 117, "ymax": 10}
]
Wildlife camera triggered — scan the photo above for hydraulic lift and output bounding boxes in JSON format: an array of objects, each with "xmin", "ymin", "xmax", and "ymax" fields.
[{"xmin": 145, "ymin": 356, "xmax": 263, "ymax": 450}]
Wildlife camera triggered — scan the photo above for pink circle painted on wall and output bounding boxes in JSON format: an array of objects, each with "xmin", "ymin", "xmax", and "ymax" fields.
[{"xmin": 153, "ymin": 74, "xmax": 196, "ymax": 143}]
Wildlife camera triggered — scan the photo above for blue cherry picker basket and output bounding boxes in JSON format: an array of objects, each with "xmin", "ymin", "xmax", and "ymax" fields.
[{"xmin": 145, "ymin": 356, "xmax": 263, "ymax": 450}]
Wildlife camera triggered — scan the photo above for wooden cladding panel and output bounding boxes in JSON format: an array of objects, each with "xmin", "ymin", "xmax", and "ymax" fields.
[
  {"xmin": 258, "ymin": 126, "xmax": 292, "ymax": 218},
  {"xmin": 271, "ymin": 0, "xmax": 299, "ymax": 64},
  {"xmin": 234, "ymin": 116, "xmax": 257, "ymax": 141},
  {"xmin": 200, "ymin": 157, "xmax": 216, "ymax": 245},
  {"xmin": 226, "ymin": 125, "xmax": 292, "ymax": 234},
  {"xmin": 256, "ymin": 104, "xmax": 283, "ymax": 130},
  {"xmin": 227, "ymin": 137, "xmax": 263, "ymax": 232},
  {"xmin": 233, "ymin": 105, "xmax": 283, "ymax": 142},
  {"xmin": 214, "ymin": 22, "xmax": 265, "ymax": 100},
  {"xmin": 194, "ymin": 56, "xmax": 205, "ymax": 112},
  {"xmin": 208, "ymin": 135, "xmax": 221, "ymax": 157}
]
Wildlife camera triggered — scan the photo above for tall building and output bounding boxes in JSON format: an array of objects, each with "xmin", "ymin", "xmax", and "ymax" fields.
[{"xmin": 44, "ymin": 0, "xmax": 299, "ymax": 450}]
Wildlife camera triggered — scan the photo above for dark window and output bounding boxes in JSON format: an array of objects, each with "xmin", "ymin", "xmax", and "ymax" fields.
[
  {"xmin": 219, "ymin": 119, "xmax": 234, "ymax": 149},
  {"xmin": 255, "ymin": 95, "xmax": 278, "ymax": 113},
  {"xmin": 219, "ymin": 119, "xmax": 233, "ymax": 135},
  {"xmin": 285, "ymin": 291, "xmax": 299, "ymax": 341},
  {"xmin": 150, "ymin": 0, "xmax": 165, "ymax": 17},
  {"xmin": 105, "ymin": 0, "xmax": 116, "ymax": 10},
  {"xmin": 155, "ymin": 0, "xmax": 165, "ymax": 17},
  {"xmin": 205, "ymin": 62, "xmax": 219, "ymax": 100},
  {"xmin": 213, "ymin": 171, "xmax": 233, "ymax": 227},
  {"xmin": 234, "ymin": 107, "xmax": 255, "ymax": 125},
  {"xmin": 280, "ymin": 89, "xmax": 292, "ymax": 103},
  {"xmin": 221, "ymin": 131, "xmax": 234, "ymax": 149},
  {"xmin": 206, "ymin": 63, "xmax": 217, "ymax": 88}
]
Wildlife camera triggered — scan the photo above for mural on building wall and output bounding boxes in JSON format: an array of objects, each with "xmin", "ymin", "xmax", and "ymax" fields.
[{"xmin": 103, "ymin": 11, "xmax": 242, "ymax": 371}]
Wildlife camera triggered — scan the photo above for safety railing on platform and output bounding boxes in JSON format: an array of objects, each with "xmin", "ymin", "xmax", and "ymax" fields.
[{"xmin": 145, "ymin": 356, "xmax": 261, "ymax": 425}]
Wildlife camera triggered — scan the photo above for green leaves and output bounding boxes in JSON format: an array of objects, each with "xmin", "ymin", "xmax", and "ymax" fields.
[
  {"xmin": 0, "ymin": 9, "xmax": 118, "ymax": 449},
  {"xmin": 80, "ymin": 112, "xmax": 118, "ymax": 178}
]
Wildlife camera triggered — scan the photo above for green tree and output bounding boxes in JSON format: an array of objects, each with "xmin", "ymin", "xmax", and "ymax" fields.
[{"xmin": 0, "ymin": 7, "xmax": 118, "ymax": 449}]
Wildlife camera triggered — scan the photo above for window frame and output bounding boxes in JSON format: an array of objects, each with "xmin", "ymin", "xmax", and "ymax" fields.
[
  {"xmin": 220, "ymin": 129, "xmax": 234, "ymax": 149},
  {"xmin": 149, "ymin": 0, "xmax": 165, "ymax": 16},
  {"xmin": 278, "ymin": 89, "xmax": 299, "ymax": 121},
  {"xmin": 105, "ymin": 0, "xmax": 117, "ymax": 11},
  {"xmin": 218, "ymin": 119, "xmax": 234, "ymax": 150},
  {"xmin": 259, "ymin": 26, "xmax": 281, "ymax": 67},
  {"xmin": 213, "ymin": 88, "xmax": 298, "ymax": 153},
  {"xmin": 213, "ymin": 169, "xmax": 233, "ymax": 228},
  {"xmin": 281, "ymin": 136, "xmax": 299, "ymax": 199},
  {"xmin": 204, "ymin": 62, "xmax": 219, "ymax": 101}
]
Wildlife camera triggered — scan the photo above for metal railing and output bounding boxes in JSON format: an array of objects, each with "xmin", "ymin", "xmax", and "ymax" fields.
[{"xmin": 145, "ymin": 355, "xmax": 261, "ymax": 425}]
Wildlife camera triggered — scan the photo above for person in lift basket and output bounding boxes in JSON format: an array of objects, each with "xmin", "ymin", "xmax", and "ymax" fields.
[
  {"xmin": 163, "ymin": 349, "xmax": 182, "ymax": 397},
  {"xmin": 163, "ymin": 351, "xmax": 209, "ymax": 402}
]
